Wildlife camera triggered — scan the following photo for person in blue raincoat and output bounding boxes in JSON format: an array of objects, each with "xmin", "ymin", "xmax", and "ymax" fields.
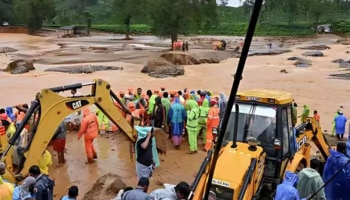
[
  {"xmin": 322, "ymin": 142, "xmax": 350, "ymax": 200},
  {"xmin": 275, "ymin": 171, "xmax": 305, "ymax": 200},
  {"xmin": 334, "ymin": 111, "xmax": 347, "ymax": 141}
]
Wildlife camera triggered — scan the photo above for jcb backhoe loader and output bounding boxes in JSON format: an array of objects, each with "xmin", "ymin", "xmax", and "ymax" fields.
[
  {"xmin": 0, "ymin": 79, "xmax": 167, "ymax": 183},
  {"xmin": 187, "ymin": 0, "xmax": 331, "ymax": 199}
]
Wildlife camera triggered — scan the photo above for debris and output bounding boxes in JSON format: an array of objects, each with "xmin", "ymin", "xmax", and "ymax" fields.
[
  {"xmin": 4, "ymin": 59, "xmax": 35, "ymax": 74},
  {"xmin": 141, "ymin": 58, "xmax": 185, "ymax": 78}
]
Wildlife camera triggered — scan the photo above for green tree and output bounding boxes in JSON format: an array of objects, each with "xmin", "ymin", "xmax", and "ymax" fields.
[
  {"xmin": 148, "ymin": 0, "xmax": 217, "ymax": 46},
  {"xmin": 13, "ymin": 0, "xmax": 55, "ymax": 33},
  {"xmin": 113, "ymin": 0, "xmax": 146, "ymax": 39},
  {"xmin": 307, "ymin": 0, "xmax": 333, "ymax": 30},
  {"xmin": 0, "ymin": 0, "xmax": 13, "ymax": 23}
]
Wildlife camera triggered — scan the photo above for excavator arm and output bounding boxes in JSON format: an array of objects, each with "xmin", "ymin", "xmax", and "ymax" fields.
[{"xmin": 0, "ymin": 79, "xmax": 141, "ymax": 183}]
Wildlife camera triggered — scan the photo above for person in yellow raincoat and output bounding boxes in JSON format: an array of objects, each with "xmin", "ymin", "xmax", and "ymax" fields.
[
  {"xmin": 0, "ymin": 162, "xmax": 14, "ymax": 200},
  {"xmin": 38, "ymin": 149, "xmax": 52, "ymax": 175},
  {"xmin": 96, "ymin": 109, "xmax": 110, "ymax": 134}
]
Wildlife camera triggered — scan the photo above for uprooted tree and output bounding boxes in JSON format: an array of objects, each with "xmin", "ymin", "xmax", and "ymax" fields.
[{"xmin": 147, "ymin": 0, "xmax": 218, "ymax": 46}]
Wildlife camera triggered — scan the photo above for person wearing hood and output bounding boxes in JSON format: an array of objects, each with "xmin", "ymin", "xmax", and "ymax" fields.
[
  {"xmin": 152, "ymin": 96, "xmax": 165, "ymax": 128},
  {"xmin": 12, "ymin": 176, "xmax": 36, "ymax": 200},
  {"xmin": 297, "ymin": 158, "xmax": 325, "ymax": 199},
  {"xmin": 150, "ymin": 181, "xmax": 191, "ymax": 200},
  {"xmin": 275, "ymin": 171, "xmax": 304, "ymax": 200},
  {"xmin": 185, "ymin": 94, "xmax": 198, "ymax": 112},
  {"xmin": 198, "ymin": 99, "xmax": 210, "ymax": 143},
  {"xmin": 186, "ymin": 101, "xmax": 200, "ymax": 154},
  {"xmin": 134, "ymin": 126, "xmax": 160, "ymax": 179},
  {"xmin": 38, "ymin": 149, "xmax": 52, "ymax": 175},
  {"xmin": 204, "ymin": 99, "xmax": 220, "ymax": 152},
  {"xmin": 298, "ymin": 105, "xmax": 310, "ymax": 123},
  {"xmin": 146, "ymin": 90, "xmax": 158, "ymax": 125},
  {"xmin": 334, "ymin": 111, "xmax": 347, "ymax": 141},
  {"xmin": 96, "ymin": 108, "xmax": 110, "ymax": 134},
  {"xmin": 0, "ymin": 179, "xmax": 14, "ymax": 200},
  {"xmin": 161, "ymin": 92, "xmax": 171, "ymax": 132},
  {"xmin": 77, "ymin": 107, "xmax": 99, "ymax": 164},
  {"xmin": 29, "ymin": 165, "xmax": 54, "ymax": 200},
  {"xmin": 218, "ymin": 92, "xmax": 227, "ymax": 120},
  {"xmin": 197, "ymin": 91, "xmax": 206, "ymax": 107},
  {"xmin": 168, "ymin": 97, "xmax": 187, "ymax": 148},
  {"xmin": 323, "ymin": 142, "xmax": 350, "ymax": 199}
]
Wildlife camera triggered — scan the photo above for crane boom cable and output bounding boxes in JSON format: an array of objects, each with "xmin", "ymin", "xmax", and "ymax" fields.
[{"xmin": 203, "ymin": 0, "xmax": 264, "ymax": 199}]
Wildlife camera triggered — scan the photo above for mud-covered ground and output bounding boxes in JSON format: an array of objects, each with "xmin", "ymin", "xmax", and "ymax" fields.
[{"xmin": 1, "ymin": 31, "xmax": 350, "ymax": 199}]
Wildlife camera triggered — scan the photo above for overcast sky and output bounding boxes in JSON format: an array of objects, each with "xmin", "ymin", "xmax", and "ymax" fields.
[{"xmin": 217, "ymin": 0, "xmax": 242, "ymax": 7}]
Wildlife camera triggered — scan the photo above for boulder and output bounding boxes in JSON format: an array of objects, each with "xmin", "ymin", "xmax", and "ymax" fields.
[
  {"xmin": 339, "ymin": 62, "xmax": 350, "ymax": 68},
  {"xmin": 333, "ymin": 59, "xmax": 345, "ymax": 63},
  {"xmin": 0, "ymin": 46, "xmax": 18, "ymax": 53},
  {"xmin": 299, "ymin": 45, "xmax": 331, "ymax": 50},
  {"xmin": 141, "ymin": 58, "xmax": 185, "ymax": 78},
  {"xmin": 302, "ymin": 51, "xmax": 324, "ymax": 57},
  {"xmin": 294, "ymin": 58, "xmax": 312, "ymax": 68},
  {"xmin": 4, "ymin": 59, "xmax": 35, "ymax": 74},
  {"xmin": 160, "ymin": 53, "xmax": 201, "ymax": 65},
  {"xmin": 45, "ymin": 65, "xmax": 123, "ymax": 74}
]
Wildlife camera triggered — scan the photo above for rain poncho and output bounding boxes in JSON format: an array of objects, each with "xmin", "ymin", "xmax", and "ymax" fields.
[
  {"xmin": 219, "ymin": 92, "xmax": 227, "ymax": 119},
  {"xmin": 0, "ymin": 182, "xmax": 14, "ymax": 200},
  {"xmin": 185, "ymin": 94, "xmax": 198, "ymax": 111},
  {"xmin": 168, "ymin": 97, "xmax": 186, "ymax": 135},
  {"xmin": 38, "ymin": 150, "xmax": 52, "ymax": 175},
  {"xmin": 134, "ymin": 126, "xmax": 160, "ymax": 168},
  {"xmin": 275, "ymin": 171, "xmax": 303, "ymax": 200},
  {"xmin": 96, "ymin": 109, "xmax": 110, "ymax": 132},
  {"xmin": 334, "ymin": 113, "xmax": 347, "ymax": 134},
  {"xmin": 322, "ymin": 150, "xmax": 350, "ymax": 199},
  {"xmin": 301, "ymin": 105, "xmax": 310, "ymax": 123},
  {"xmin": 297, "ymin": 168, "xmax": 325, "ymax": 199}
]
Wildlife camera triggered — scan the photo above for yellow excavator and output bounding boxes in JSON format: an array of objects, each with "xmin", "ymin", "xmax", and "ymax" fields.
[
  {"xmin": 188, "ymin": 0, "xmax": 332, "ymax": 199},
  {"xmin": 0, "ymin": 79, "xmax": 167, "ymax": 183}
]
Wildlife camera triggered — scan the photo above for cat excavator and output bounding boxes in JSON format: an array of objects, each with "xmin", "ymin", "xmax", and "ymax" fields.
[
  {"xmin": 0, "ymin": 79, "xmax": 167, "ymax": 183},
  {"xmin": 188, "ymin": 0, "xmax": 332, "ymax": 199}
]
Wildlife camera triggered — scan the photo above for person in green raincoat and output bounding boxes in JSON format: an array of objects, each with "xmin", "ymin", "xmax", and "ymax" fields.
[
  {"xmin": 298, "ymin": 105, "xmax": 310, "ymax": 123},
  {"xmin": 198, "ymin": 99, "xmax": 209, "ymax": 143},
  {"xmin": 186, "ymin": 102, "xmax": 199, "ymax": 154},
  {"xmin": 96, "ymin": 109, "xmax": 109, "ymax": 133},
  {"xmin": 161, "ymin": 92, "xmax": 171, "ymax": 132},
  {"xmin": 185, "ymin": 94, "xmax": 198, "ymax": 111},
  {"xmin": 332, "ymin": 106, "xmax": 343, "ymax": 136}
]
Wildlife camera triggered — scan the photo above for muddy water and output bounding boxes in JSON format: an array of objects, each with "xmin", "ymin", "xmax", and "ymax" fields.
[{"xmin": 1, "ymin": 33, "xmax": 350, "ymax": 199}]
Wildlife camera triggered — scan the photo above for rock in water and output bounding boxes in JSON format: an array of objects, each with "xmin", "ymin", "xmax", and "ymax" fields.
[
  {"xmin": 299, "ymin": 45, "xmax": 331, "ymax": 50},
  {"xmin": 294, "ymin": 59, "xmax": 312, "ymax": 68},
  {"xmin": 4, "ymin": 59, "xmax": 35, "ymax": 74},
  {"xmin": 302, "ymin": 51, "xmax": 324, "ymax": 57},
  {"xmin": 141, "ymin": 58, "xmax": 185, "ymax": 78},
  {"xmin": 287, "ymin": 57, "xmax": 301, "ymax": 61},
  {"xmin": 45, "ymin": 65, "xmax": 123, "ymax": 74}
]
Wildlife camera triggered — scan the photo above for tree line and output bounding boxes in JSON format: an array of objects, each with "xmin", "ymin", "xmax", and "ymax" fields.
[{"xmin": 0, "ymin": 0, "xmax": 350, "ymax": 40}]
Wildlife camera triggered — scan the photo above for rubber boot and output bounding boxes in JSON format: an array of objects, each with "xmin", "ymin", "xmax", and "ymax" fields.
[{"xmin": 93, "ymin": 153, "xmax": 98, "ymax": 159}]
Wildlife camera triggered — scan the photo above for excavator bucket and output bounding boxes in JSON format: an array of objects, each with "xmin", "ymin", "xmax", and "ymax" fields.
[{"xmin": 154, "ymin": 128, "xmax": 167, "ymax": 155}]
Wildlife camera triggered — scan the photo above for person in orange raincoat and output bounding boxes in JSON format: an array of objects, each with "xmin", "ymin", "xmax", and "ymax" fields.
[
  {"xmin": 77, "ymin": 107, "xmax": 99, "ymax": 163},
  {"xmin": 126, "ymin": 102, "xmax": 146, "ymax": 126},
  {"xmin": 204, "ymin": 99, "xmax": 220, "ymax": 151}
]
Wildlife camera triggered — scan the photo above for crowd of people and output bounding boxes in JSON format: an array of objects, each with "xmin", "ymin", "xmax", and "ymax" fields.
[{"xmin": 0, "ymin": 86, "xmax": 350, "ymax": 199}]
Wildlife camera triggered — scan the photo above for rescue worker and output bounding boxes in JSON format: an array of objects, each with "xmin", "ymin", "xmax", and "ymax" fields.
[
  {"xmin": 119, "ymin": 91, "xmax": 126, "ymax": 105},
  {"xmin": 313, "ymin": 110, "xmax": 320, "ymax": 126},
  {"xmin": 204, "ymin": 99, "xmax": 220, "ymax": 151},
  {"xmin": 275, "ymin": 171, "xmax": 303, "ymax": 200},
  {"xmin": 77, "ymin": 107, "xmax": 99, "ymax": 164},
  {"xmin": 0, "ymin": 177, "xmax": 14, "ymax": 200},
  {"xmin": 332, "ymin": 106, "xmax": 342, "ymax": 136},
  {"xmin": 168, "ymin": 97, "xmax": 187, "ymax": 148},
  {"xmin": 186, "ymin": 101, "xmax": 199, "ymax": 154},
  {"xmin": 334, "ymin": 111, "xmax": 347, "ymax": 141},
  {"xmin": 52, "ymin": 121, "xmax": 66, "ymax": 166},
  {"xmin": 96, "ymin": 109, "xmax": 109, "ymax": 134},
  {"xmin": 146, "ymin": 90, "xmax": 157, "ymax": 124},
  {"xmin": 161, "ymin": 92, "xmax": 171, "ymax": 132},
  {"xmin": 135, "ymin": 88, "xmax": 142, "ymax": 100},
  {"xmin": 185, "ymin": 94, "xmax": 197, "ymax": 112},
  {"xmin": 323, "ymin": 142, "xmax": 350, "ymax": 199},
  {"xmin": 126, "ymin": 102, "xmax": 145, "ymax": 126},
  {"xmin": 12, "ymin": 176, "xmax": 36, "ymax": 200},
  {"xmin": 297, "ymin": 158, "xmax": 325, "ymax": 199},
  {"xmin": 292, "ymin": 101, "xmax": 298, "ymax": 127},
  {"xmin": 38, "ymin": 149, "xmax": 52, "ymax": 175},
  {"xmin": 298, "ymin": 105, "xmax": 310, "ymax": 123},
  {"xmin": 152, "ymin": 96, "xmax": 165, "ymax": 128},
  {"xmin": 198, "ymin": 99, "xmax": 209, "ymax": 143}
]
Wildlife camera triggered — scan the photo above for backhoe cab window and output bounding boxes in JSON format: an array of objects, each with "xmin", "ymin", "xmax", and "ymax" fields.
[{"xmin": 224, "ymin": 103, "xmax": 277, "ymax": 146}]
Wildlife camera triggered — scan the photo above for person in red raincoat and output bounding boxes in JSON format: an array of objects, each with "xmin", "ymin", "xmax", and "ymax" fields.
[{"xmin": 77, "ymin": 107, "xmax": 99, "ymax": 164}]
